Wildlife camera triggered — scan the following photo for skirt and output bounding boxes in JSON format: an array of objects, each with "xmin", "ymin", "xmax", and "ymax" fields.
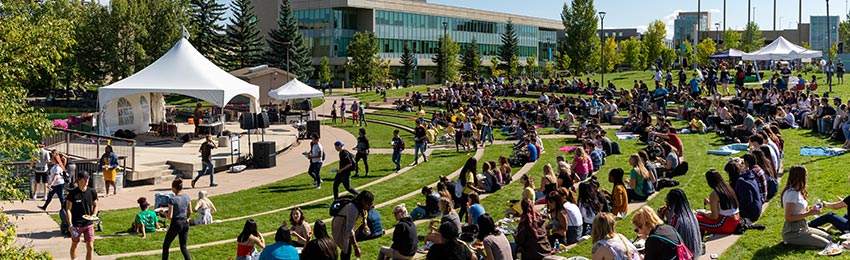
[{"xmin": 103, "ymin": 168, "xmax": 117, "ymax": 182}]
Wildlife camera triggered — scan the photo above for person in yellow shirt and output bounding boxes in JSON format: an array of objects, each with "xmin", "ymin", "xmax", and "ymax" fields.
[{"xmin": 688, "ymin": 115, "xmax": 707, "ymax": 134}]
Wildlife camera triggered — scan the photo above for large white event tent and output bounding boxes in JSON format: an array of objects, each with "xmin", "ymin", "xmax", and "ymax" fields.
[
  {"xmin": 268, "ymin": 79, "xmax": 324, "ymax": 100},
  {"xmin": 97, "ymin": 38, "xmax": 260, "ymax": 135},
  {"xmin": 742, "ymin": 36, "xmax": 823, "ymax": 60}
]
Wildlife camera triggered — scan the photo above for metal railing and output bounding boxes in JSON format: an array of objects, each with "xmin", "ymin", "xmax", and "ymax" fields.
[{"xmin": 41, "ymin": 127, "xmax": 135, "ymax": 173}]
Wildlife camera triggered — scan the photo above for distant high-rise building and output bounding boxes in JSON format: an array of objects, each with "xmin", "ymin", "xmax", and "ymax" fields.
[
  {"xmin": 673, "ymin": 12, "xmax": 711, "ymax": 47},
  {"xmin": 596, "ymin": 28, "xmax": 642, "ymax": 42},
  {"xmin": 810, "ymin": 16, "xmax": 839, "ymax": 53}
]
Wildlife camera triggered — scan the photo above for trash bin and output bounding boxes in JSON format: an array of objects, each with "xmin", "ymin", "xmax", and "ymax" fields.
[
  {"xmin": 92, "ymin": 172, "xmax": 106, "ymax": 194},
  {"xmin": 218, "ymin": 136, "xmax": 229, "ymax": 147},
  {"xmin": 115, "ymin": 172, "xmax": 124, "ymax": 192}
]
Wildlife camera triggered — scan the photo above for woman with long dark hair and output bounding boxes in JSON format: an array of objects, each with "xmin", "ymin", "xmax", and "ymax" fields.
[
  {"xmin": 577, "ymin": 182, "xmax": 600, "ymax": 236},
  {"xmin": 458, "ymin": 158, "xmax": 483, "ymax": 222},
  {"xmin": 545, "ymin": 191, "xmax": 568, "ymax": 246},
  {"xmin": 162, "ymin": 179, "xmax": 192, "ymax": 259},
  {"xmin": 426, "ymin": 221, "xmax": 474, "ymax": 260},
  {"xmin": 475, "ymin": 214, "xmax": 512, "ymax": 260},
  {"xmin": 515, "ymin": 198, "xmax": 554, "ymax": 260},
  {"xmin": 601, "ymin": 168, "xmax": 628, "ymax": 216},
  {"xmin": 288, "ymin": 207, "xmax": 311, "ymax": 247},
  {"xmin": 301, "ymin": 220, "xmax": 338, "ymax": 260},
  {"xmin": 332, "ymin": 191, "xmax": 375, "ymax": 260},
  {"xmin": 235, "ymin": 219, "xmax": 265, "ymax": 260},
  {"xmin": 353, "ymin": 128, "xmax": 370, "ymax": 177},
  {"xmin": 661, "ymin": 188, "xmax": 703, "ymax": 257},
  {"xmin": 697, "ymin": 170, "xmax": 740, "ymax": 235},
  {"xmin": 781, "ymin": 165, "xmax": 831, "ymax": 248}
]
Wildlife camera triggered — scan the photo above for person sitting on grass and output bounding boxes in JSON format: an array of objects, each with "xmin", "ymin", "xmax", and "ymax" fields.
[
  {"xmin": 425, "ymin": 198, "xmax": 462, "ymax": 245},
  {"xmin": 697, "ymin": 170, "xmax": 741, "ymax": 235},
  {"xmin": 627, "ymin": 154, "xmax": 655, "ymax": 202},
  {"xmin": 288, "ymin": 207, "xmax": 311, "ymax": 247},
  {"xmin": 475, "ymin": 214, "xmax": 512, "ymax": 260},
  {"xmin": 514, "ymin": 198, "xmax": 555, "ymax": 260},
  {"xmin": 808, "ymin": 174, "xmax": 850, "ymax": 234},
  {"xmin": 355, "ymin": 207, "xmax": 384, "ymax": 242},
  {"xmin": 300, "ymin": 220, "xmax": 338, "ymax": 260},
  {"xmin": 259, "ymin": 225, "xmax": 299, "ymax": 260},
  {"xmin": 631, "ymin": 206, "xmax": 686, "ymax": 260},
  {"xmin": 411, "ymin": 186, "xmax": 442, "ymax": 220},
  {"xmin": 235, "ymin": 219, "xmax": 266, "ymax": 260},
  {"xmin": 133, "ymin": 197, "xmax": 159, "ymax": 238},
  {"xmin": 378, "ymin": 204, "xmax": 417, "ymax": 260},
  {"xmin": 726, "ymin": 159, "xmax": 764, "ymax": 222},
  {"xmin": 781, "ymin": 165, "xmax": 832, "ymax": 249},
  {"xmin": 658, "ymin": 188, "xmax": 703, "ymax": 256},
  {"xmin": 590, "ymin": 212, "xmax": 640, "ymax": 260},
  {"xmin": 425, "ymin": 221, "xmax": 476, "ymax": 260},
  {"xmin": 600, "ymin": 168, "xmax": 629, "ymax": 216},
  {"xmin": 189, "ymin": 190, "xmax": 216, "ymax": 226}
]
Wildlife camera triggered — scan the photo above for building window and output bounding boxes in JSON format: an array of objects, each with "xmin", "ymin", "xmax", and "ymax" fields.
[{"xmin": 117, "ymin": 97, "xmax": 134, "ymax": 126}]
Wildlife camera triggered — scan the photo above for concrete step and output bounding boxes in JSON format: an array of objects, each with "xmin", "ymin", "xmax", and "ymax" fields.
[
  {"xmin": 127, "ymin": 165, "xmax": 174, "ymax": 182},
  {"xmin": 156, "ymin": 174, "xmax": 176, "ymax": 184}
]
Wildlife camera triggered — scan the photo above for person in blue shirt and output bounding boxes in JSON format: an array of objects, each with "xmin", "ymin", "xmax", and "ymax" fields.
[
  {"xmin": 653, "ymin": 83, "xmax": 670, "ymax": 117},
  {"xmin": 355, "ymin": 208, "xmax": 384, "ymax": 241},
  {"xmin": 526, "ymin": 139, "xmax": 539, "ymax": 162},
  {"xmin": 688, "ymin": 73, "xmax": 701, "ymax": 99},
  {"xmin": 586, "ymin": 142, "xmax": 606, "ymax": 172},
  {"xmin": 466, "ymin": 192, "xmax": 486, "ymax": 226},
  {"xmin": 259, "ymin": 225, "xmax": 299, "ymax": 260}
]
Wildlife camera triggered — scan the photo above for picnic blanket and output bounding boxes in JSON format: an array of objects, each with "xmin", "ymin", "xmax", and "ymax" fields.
[
  {"xmin": 799, "ymin": 146, "xmax": 846, "ymax": 157},
  {"xmin": 558, "ymin": 146, "xmax": 580, "ymax": 153},
  {"xmin": 707, "ymin": 143, "xmax": 750, "ymax": 156},
  {"xmin": 615, "ymin": 132, "xmax": 639, "ymax": 140}
]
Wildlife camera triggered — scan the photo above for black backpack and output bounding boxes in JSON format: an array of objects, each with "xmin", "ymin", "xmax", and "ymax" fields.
[
  {"xmin": 346, "ymin": 150, "xmax": 358, "ymax": 172},
  {"xmin": 329, "ymin": 195, "xmax": 355, "ymax": 217}
]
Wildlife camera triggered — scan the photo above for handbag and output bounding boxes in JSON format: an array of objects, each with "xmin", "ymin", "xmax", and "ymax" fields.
[{"xmin": 649, "ymin": 231, "xmax": 694, "ymax": 260}]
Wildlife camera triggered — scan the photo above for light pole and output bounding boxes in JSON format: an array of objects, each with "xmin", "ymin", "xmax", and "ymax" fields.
[
  {"xmin": 598, "ymin": 11, "xmax": 606, "ymax": 86},
  {"xmin": 442, "ymin": 21, "xmax": 448, "ymax": 84},
  {"xmin": 715, "ymin": 23, "xmax": 720, "ymax": 44},
  {"xmin": 748, "ymin": 0, "xmax": 752, "ymax": 45},
  {"xmin": 827, "ymin": 0, "xmax": 833, "ymax": 93}
]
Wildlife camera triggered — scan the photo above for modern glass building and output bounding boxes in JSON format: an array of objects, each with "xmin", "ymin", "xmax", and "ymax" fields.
[
  {"xmin": 673, "ymin": 12, "xmax": 711, "ymax": 47},
  {"xmin": 810, "ymin": 16, "xmax": 839, "ymax": 53},
  {"xmin": 254, "ymin": 0, "xmax": 563, "ymax": 72}
]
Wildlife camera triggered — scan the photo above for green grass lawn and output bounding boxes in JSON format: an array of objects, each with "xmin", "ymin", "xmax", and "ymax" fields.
[
  {"xmin": 114, "ymin": 149, "xmax": 471, "ymax": 258},
  {"xmin": 325, "ymin": 120, "xmax": 413, "ymax": 149},
  {"xmin": 340, "ymin": 85, "xmax": 437, "ymax": 103}
]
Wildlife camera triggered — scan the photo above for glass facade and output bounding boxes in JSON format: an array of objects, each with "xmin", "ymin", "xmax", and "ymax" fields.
[
  {"xmin": 810, "ymin": 16, "xmax": 839, "ymax": 53},
  {"xmin": 295, "ymin": 8, "xmax": 559, "ymax": 65},
  {"xmin": 673, "ymin": 13, "xmax": 709, "ymax": 46}
]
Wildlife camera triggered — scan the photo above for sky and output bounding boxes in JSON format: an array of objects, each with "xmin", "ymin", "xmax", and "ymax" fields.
[{"xmin": 97, "ymin": 0, "xmax": 841, "ymax": 39}]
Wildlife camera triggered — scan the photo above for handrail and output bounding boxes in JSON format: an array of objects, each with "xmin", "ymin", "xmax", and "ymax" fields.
[{"xmin": 53, "ymin": 127, "xmax": 136, "ymax": 143}]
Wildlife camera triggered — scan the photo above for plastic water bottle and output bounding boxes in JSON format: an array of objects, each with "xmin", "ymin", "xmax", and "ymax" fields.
[
  {"xmin": 72, "ymin": 228, "xmax": 79, "ymax": 238},
  {"xmin": 553, "ymin": 240, "xmax": 560, "ymax": 253}
]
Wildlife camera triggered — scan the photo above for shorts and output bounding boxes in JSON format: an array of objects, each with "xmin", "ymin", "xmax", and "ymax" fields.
[
  {"xmin": 71, "ymin": 224, "xmax": 95, "ymax": 243},
  {"xmin": 34, "ymin": 171, "xmax": 48, "ymax": 183}
]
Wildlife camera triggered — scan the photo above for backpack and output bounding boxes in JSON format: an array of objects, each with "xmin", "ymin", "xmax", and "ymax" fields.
[
  {"xmin": 649, "ymin": 231, "xmax": 694, "ymax": 260},
  {"xmin": 642, "ymin": 176, "xmax": 656, "ymax": 195},
  {"xmin": 329, "ymin": 195, "xmax": 355, "ymax": 217},
  {"xmin": 611, "ymin": 141, "xmax": 621, "ymax": 155},
  {"xmin": 344, "ymin": 150, "xmax": 358, "ymax": 172},
  {"xmin": 765, "ymin": 176, "xmax": 779, "ymax": 201}
]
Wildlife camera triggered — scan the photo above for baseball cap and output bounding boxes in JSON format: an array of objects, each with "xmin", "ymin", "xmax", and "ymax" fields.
[{"xmin": 334, "ymin": 141, "xmax": 344, "ymax": 147}]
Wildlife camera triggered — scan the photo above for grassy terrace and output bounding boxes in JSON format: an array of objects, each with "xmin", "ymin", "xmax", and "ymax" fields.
[
  {"xmin": 324, "ymin": 120, "xmax": 414, "ymax": 149},
  {"xmin": 115, "ymin": 149, "xmax": 471, "ymax": 258}
]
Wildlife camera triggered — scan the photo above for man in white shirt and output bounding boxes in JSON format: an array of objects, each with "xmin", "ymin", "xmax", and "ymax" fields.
[
  {"xmin": 307, "ymin": 133, "xmax": 324, "ymax": 189},
  {"xmin": 31, "ymin": 143, "xmax": 50, "ymax": 199}
]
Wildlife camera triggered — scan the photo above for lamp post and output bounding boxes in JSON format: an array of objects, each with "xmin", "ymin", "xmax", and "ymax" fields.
[
  {"xmin": 827, "ymin": 0, "xmax": 833, "ymax": 93},
  {"xmin": 598, "ymin": 11, "xmax": 606, "ymax": 87},
  {"xmin": 715, "ymin": 23, "xmax": 720, "ymax": 44},
  {"xmin": 442, "ymin": 21, "xmax": 448, "ymax": 84}
]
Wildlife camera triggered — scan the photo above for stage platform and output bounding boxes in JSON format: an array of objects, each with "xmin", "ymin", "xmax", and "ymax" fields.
[{"xmin": 64, "ymin": 122, "xmax": 298, "ymax": 185}]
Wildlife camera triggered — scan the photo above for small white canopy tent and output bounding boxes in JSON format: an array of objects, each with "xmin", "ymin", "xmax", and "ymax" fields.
[
  {"xmin": 98, "ymin": 38, "xmax": 260, "ymax": 135},
  {"xmin": 742, "ymin": 36, "xmax": 823, "ymax": 60},
  {"xmin": 268, "ymin": 79, "xmax": 324, "ymax": 100}
]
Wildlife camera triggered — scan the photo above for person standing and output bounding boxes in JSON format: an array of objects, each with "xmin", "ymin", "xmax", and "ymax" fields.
[
  {"xmin": 331, "ymin": 100, "xmax": 338, "ymax": 124},
  {"xmin": 391, "ymin": 129, "xmax": 404, "ymax": 171},
  {"xmin": 333, "ymin": 141, "xmax": 359, "ymax": 200},
  {"xmin": 163, "ymin": 179, "xmax": 192, "ymax": 259},
  {"xmin": 332, "ymin": 191, "xmax": 375, "ymax": 260},
  {"xmin": 350, "ymin": 101, "xmax": 359, "ymax": 126},
  {"xmin": 65, "ymin": 172, "xmax": 98, "ymax": 260},
  {"xmin": 307, "ymin": 133, "xmax": 324, "ymax": 189},
  {"xmin": 193, "ymin": 103, "xmax": 202, "ymax": 137},
  {"xmin": 353, "ymin": 128, "xmax": 370, "ymax": 177},
  {"xmin": 413, "ymin": 120, "xmax": 428, "ymax": 165},
  {"xmin": 31, "ymin": 143, "xmax": 50, "ymax": 200},
  {"xmin": 192, "ymin": 135, "xmax": 217, "ymax": 188},
  {"xmin": 340, "ymin": 99, "xmax": 347, "ymax": 125},
  {"xmin": 358, "ymin": 101, "xmax": 367, "ymax": 126},
  {"xmin": 837, "ymin": 58, "xmax": 845, "ymax": 84},
  {"xmin": 38, "ymin": 151, "xmax": 66, "ymax": 211},
  {"xmin": 98, "ymin": 145, "xmax": 119, "ymax": 196}
]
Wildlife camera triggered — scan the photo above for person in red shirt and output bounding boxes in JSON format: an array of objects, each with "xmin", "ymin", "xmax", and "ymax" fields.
[{"xmin": 652, "ymin": 128, "xmax": 684, "ymax": 158}]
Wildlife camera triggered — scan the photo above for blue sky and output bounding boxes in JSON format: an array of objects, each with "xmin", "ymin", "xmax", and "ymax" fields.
[{"xmin": 99, "ymin": 0, "xmax": 841, "ymax": 39}]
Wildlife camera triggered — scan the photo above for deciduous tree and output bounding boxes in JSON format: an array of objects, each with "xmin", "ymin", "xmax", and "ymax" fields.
[
  {"xmin": 526, "ymin": 56, "xmax": 538, "ymax": 77},
  {"xmin": 723, "ymin": 29, "xmax": 742, "ymax": 50},
  {"xmin": 695, "ymin": 38, "xmax": 717, "ymax": 66},
  {"xmin": 642, "ymin": 20, "xmax": 667, "ymax": 69},
  {"xmin": 432, "ymin": 34, "xmax": 460, "ymax": 83},
  {"xmin": 317, "ymin": 57, "xmax": 332, "ymax": 87},
  {"xmin": 602, "ymin": 37, "xmax": 620, "ymax": 73},
  {"xmin": 560, "ymin": 0, "xmax": 598, "ymax": 73},
  {"xmin": 348, "ymin": 31, "xmax": 379, "ymax": 90},
  {"xmin": 741, "ymin": 21, "xmax": 765, "ymax": 52},
  {"xmin": 620, "ymin": 37, "xmax": 645, "ymax": 70}
]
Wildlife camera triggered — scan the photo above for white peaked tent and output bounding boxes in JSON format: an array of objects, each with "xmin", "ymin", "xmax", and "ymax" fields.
[
  {"xmin": 268, "ymin": 79, "xmax": 324, "ymax": 100},
  {"xmin": 742, "ymin": 36, "xmax": 823, "ymax": 60},
  {"xmin": 98, "ymin": 38, "xmax": 260, "ymax": 135}
]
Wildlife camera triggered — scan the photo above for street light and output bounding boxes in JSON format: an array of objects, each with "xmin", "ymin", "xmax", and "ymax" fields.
[
  {"xmin": 715, "ymin": 23, "xmax": 720, "ymax": 43},
  {"xmin": 827, "ymin": 0, "xmax": 833, "ymax": 93},
  {"xmin": 442, "ymin": 21, "xmax": 448, "ymax": 84},
  {"xmin": 598, "ymin": 11, "xmax": 606, "ymax": 87}
]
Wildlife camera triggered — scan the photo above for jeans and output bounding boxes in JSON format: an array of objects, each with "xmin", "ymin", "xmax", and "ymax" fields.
[
  {"xmin": 481, "ymin": 126, "xmax": 494, "ymax": 144},
  {"xmin": 392, "ymin": 151, "xmax": 402, "ymax": 170},
  {"xmin": 843, "ymin": 123, "xmax": 850, "ymax": 140},
  {"xmin": 410, "ymin": 206, "xmax": 440, "ymax": 220},
  {"xmin": 42, "ymin": 184, "xmax": 65, "ymax": 209},
  {"xmin": 657, "ymin": 102, "xmax": 668, "ymax": 117},
  {"xmin": 358, "ymin": 113, "xmax": 366, "ymax": 126},
  {"xmin": 193, "ymin": 161, "xmax": 214, "ymax": 184},
  {"xmin": 414, "ymin": 143, "xmax": 427, "ymax": 163},
  {"xmin": 333, "ymin": 172, "xmax": 358, "ymax": 200},
  {"xmin": 308, "ymin": 162, "xmax": 323, "ymax": 185},
  {"xmin": 819, "ymin": 118, "xmax": 834, "ymax": 133},
  {"xmin": 163, "ymin": 218, "xmax": 190, "ymax": 260},
  {"xmin": 354, "ymin": 152, "xmax": 369, "ymax": 175},
  {"xmin": 808, "ymin": 212, "xmax": 850, "ymax": 233}
]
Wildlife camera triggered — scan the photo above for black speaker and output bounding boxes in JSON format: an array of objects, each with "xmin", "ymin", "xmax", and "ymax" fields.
[
  {"xmin": 306, "ymin": 120, "xmax": 320, "ymax": 138},
  {"xmin": 252, "ymin": 141, "xmax": 276, "ymax": 168},
  {"xmin": 255, "ymin": 112, "xmax": 270, "ymax": 129},
  {"xmin": 240, "ymin": 113, "xmax": 256, "ymax": 129}
]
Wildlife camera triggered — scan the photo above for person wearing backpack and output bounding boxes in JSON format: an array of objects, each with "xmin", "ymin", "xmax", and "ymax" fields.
[
  {"xmin": 632, "ymin": 206, "xmax": 694, "ymax": 260},
  {"xmin": 333, "ymin": 141, "xmax": 359, "ymax": 200},
  {"xmin": 627, "ymin": 154, "xmax": 655, "ymax": 202},
  {"xmin": 391, "ymin": 129, "xmax": 404, "ymax": 171},
  {"xmin": 332, "ymin": 191, "xmax": 374, "ymax": 260}
]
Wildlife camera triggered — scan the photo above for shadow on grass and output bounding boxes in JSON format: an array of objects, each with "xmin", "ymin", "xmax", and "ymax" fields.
[
  {"xmin": 263, "ymin": 184, "xmax": 314, "ymax": 193},
  {"xmin": 750, "ymin": 241, "xmax": 821, "ymax": 259}
]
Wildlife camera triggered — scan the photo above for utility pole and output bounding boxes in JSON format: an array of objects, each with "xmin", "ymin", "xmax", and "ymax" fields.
[
  {"xmin": 774, "ymin": 0, "xmax": 777, "ymax": 33},
  {"xmin": 723, "ymin": 0, "xmax": 727, "ymax": 41},
  {"xmin": 698, "ymin": 0, "xmax": 701, "ymax": 41},
  {"xmin": 828, "ymin": 0, "xmax": 833, "ymax": 93},
  {"xmin": 442, "ymin": 21, "xmax": 448, "ymax": 84},
  {"xmin": 748, "ymin": 0, "xmax": 752, "ymax": 46},
  {"xmin": 599, "ymin": 12, "xmax": 606, "ymax": 86},
  {"xmin": 799, "ymin": 0, "xmax": 802, "ymax": 45}
]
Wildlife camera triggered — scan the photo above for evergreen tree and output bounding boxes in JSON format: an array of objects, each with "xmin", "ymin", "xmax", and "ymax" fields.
[
  {"xmin": 460, "ymin": 38, "xmax": 481, "ymax": 81},
  {"xmin": 560, "ymin": 0, "xmax": 597, "ymax": 73},
  {"xmin": 348, "ymin": 31, "xmax": 379, "ymax": 90},
  {"xmin": 223, "ymin": 0, "xmax": 264, "ymax": 71},
  {"xmin": 189, "ymin": 0, "xmax": 227, "ymax": 66},
  {"xmin": 498, "ymin": 19, "xmax": 519, "ymax": 68},
  {"xmin": 266, "ymin": 0, "xmax": 313, "ymax": 79},
  {"xmin": 399, "ymin": 41, "xmax": 415, "ymax": 87}
]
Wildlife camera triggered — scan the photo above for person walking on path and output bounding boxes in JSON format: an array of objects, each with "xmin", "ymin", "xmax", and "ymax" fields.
[
  {"xmin": 353, "ymin": 128, "xmax": 370, "ymax": 177},
  {"xmin": 333, "ymin": 141, "xmax": 359, "ymax": 200},
  {"xmin": 413, "ymin": 121, "xmax": 428, "ymax": 165},
  {"xmin": 163, "ymin": 179, "xmax": 193, "ymax": 259},
  {"xmin": 98, "ymin": 145, "xmax": 119, "ymax": 196},
  {"xmin": 65, "ymin": 172, "xmax": 98, "ymax": 260},
  {"xmin": 38, "ymin": 151, "xmax": 66, "ymax": 211},
  {"xmin": 31, "ymin": 143, "xmax": 50, "ymax": 199},
  {"xmin": 332, "ymin": 191, "xmax": 375, "ymax": 260},
  {"xmin": 391, "ymin": 129, "xmax": 404, "ymax": 171},
  {"xmin": 340, "ymin": 99, "xmax": 347, "ymax": 125},
  {"xmin": 350, "ymin": 101, "xmax": 359, "ymax": 126},
  {"xmin": 358, "ymin": 102, "xmax": 367, "ymax": 126},
  {"xmin": 192, "ymin": 135, "xmax": 217, "ymax": 188},
  {"xmin": 306, "ymin": 133, "xmax": 325, "ymax": 189}
]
